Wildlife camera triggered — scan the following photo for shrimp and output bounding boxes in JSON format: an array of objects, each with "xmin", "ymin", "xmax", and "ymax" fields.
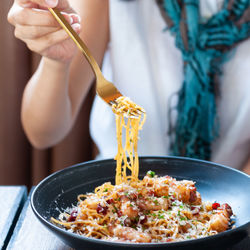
[
  {"xmin": 143, "ymin": 176, "xmax": 156, "ymax": 186},
  {"xmin": 142, "ymin": 176, "xmax": 169, "ymax": 197},
  {"xmin": 179, "ymin": 223, "xmax": 191, "ymax": 233},
  {"xmin": 174, "ymin": 181, "xmax": 201, "ymax": 205},
  {"xmin": 120, "ymin": 196, "xmax": 139, "ymax": 219},
  {"xmin": 137, "ymin": 197, "xmax": 169, "ymax": 211},
  {"xmin": 154, "ymin": 182, "xmax": 169, "ymax": 197},
  {"xmin": 218, "ymin": 203, "xmax": 233, "ymax": 217},
  {"xmin": 209, "ymin": 213, "xmax": 229, "ymax": 232},
  {"xmin": 209, "ymin": 203, "xmax": 233, "ymax": 232},
  {"xmin": 83, "ymin": 197, "xmax": 99, "ymax": 209},
  {"xmin": 113, "ymin": 225, "xmax": 151, "ymax": 243}
]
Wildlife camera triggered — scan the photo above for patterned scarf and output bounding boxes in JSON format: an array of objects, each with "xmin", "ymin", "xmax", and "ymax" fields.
[{"xmin": 156, "ymin": 0, "xmax": 250, "ymax": 160}]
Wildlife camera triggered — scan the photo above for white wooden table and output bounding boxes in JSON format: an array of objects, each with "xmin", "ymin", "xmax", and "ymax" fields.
[
  {"xmin": 0, "ymin": 186, "xmax": 27, "ymax": 249},
  {"xmin": 6, "ymin": 188, "xmax": 73, "ymax": 250},
  {"xmin": 4, "ymin": 188, "xmax": 250, "ymax": 250}
]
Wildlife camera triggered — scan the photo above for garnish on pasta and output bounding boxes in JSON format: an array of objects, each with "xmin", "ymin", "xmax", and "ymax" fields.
[{"xmin": 51, "ymin": 173, "xmax": 233, "ymax": 243}]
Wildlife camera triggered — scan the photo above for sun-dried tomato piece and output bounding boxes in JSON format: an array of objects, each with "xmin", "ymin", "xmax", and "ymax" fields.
[
  {"xmin": 96, "ymin": 204, "xmax": 108, "ymax": 215},
  {"xmin": 147, "ymin": 190, "xmax": 155, "ymax": 197},
  {"xmin": 139, "ymin": 215, "xmax": 147, "ymax": 224},
  {"xmin": 106, "ymin": 198, "xmax": 114, "ymax": 204},
  {"xmin": 212, "ymin": 202, "xmax": 220, "ymax": 210},
  {"xmin": 67, "ymin": 210, "xmax": 78, "ymax": 222},
  {"xmin": 117, "ymin": 210, "xmax": 123, "ymax": 217}
]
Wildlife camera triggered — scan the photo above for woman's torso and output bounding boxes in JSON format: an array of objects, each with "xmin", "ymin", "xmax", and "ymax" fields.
[{"xmin": 90, "ymin": 0, "xmax": 250, "ymax": 169}]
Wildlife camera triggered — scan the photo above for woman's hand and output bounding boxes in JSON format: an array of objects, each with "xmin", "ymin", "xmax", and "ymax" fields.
[
  {"xmin": 8, "ymin": 0, "xmax": 81, "ymax": 63},
  {"xmin": 7, "ymin": 0, "xmax": 109, "ymax": 149}
]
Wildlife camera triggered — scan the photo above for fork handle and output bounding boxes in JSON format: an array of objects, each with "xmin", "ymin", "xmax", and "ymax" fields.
[{"xmin": 48, "ymin": 8, "xmax": 103, "ymax": 79}]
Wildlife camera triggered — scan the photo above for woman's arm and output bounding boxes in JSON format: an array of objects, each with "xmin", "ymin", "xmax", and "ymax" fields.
[{"xmin": 8, "ymin": 0, "xmax": 109, "ymax": 148}]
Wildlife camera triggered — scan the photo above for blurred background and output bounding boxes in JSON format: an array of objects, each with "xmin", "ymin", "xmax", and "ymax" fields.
[{"xmin": 0, "ymin": 1, "xmax": 95, "ymax": 187}]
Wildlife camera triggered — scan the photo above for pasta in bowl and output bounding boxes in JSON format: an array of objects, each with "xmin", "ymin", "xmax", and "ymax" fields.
[
  {"xmin": 51, "ymin": 171, "xmax": 234, "ymax": 243},
  {"xmin": 31, "ymin": 157, "xmax": 250, "ymax": 249}
]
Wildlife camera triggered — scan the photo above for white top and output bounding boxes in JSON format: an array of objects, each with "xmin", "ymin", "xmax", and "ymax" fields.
[{"xmin": 90, "ymin": 0, "xmax": 250, "ymax": 170}]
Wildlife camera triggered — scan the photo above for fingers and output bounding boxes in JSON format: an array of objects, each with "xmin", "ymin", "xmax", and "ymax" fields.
[
  {"xmin": 8, "ymin": 0, "xmax": 81, "ymax": 62},
  {"xmin": 10, "ymin": 6, "xmax": 72, "ymax": 27},
  {"xmin": 69, "ymin": 13, "xmax": 81, "ymax": 24},
  {"xmin": 14, "ymin": 20, "xmax": 81, "ymax": 40},
  {"xmin": 16, "ymin": 0, "xmax": 58, "ymax": 8},
  {"xmin": 15, "ymin": 25, "xmax": 61, "ymax": 40},
  {"xmin": 26, "ymin": 29, "xmax": 69, "ymax": 53},
  {"xmin": 25, "ymin": 26, "xmax": 80, "ymax": 54}
]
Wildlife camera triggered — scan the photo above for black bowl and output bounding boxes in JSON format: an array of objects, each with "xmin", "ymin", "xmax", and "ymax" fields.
[{"xmin": 31, "ymin": 156, "xmax": 250, "ymax": 250}]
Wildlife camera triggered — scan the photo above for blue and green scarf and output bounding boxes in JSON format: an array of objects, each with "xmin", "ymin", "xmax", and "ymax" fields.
[{"xmin": 156, "ymin": 0, "xmax": 250, "ymax": 160}]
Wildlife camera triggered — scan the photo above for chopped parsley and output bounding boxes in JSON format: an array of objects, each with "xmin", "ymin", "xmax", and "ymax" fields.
[
  {"xmin": 153, "ymin": 199, "xmax": 159, "ymax": 205},
  {"xmin": 158, "ymin": 214, "xmax": 165, "ymax": 219},
  {"xmin": 163, "ymin": 195, "xmax": 169, "ymax": 199},
  {"xmin": 104, "ymin": 188, "xmax": 108, "ymax": 192},
  {"xmin": 147, "ymin": 170, "xmax": 155, "ymax": 178}
]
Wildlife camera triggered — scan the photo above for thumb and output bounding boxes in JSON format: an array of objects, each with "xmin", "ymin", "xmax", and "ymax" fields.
[{"xmin": 17, "ymin": 0, "xmax": 58, "ymax": 8}]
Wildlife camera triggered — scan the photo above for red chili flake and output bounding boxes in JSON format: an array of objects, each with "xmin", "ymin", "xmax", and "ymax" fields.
[
  {"xmin": 129, "ymin": 192, "xmax": 138, "ymax": 200},
  {"xmin": 67, "ymin": 210, "xmax": 78, "ymax": 222},
  {"xmin": 166, "ymin": 238, "xmax": 173, "ymax": 242},
  {"xmin": 117, "ymin": 210, "xmax": 123, "ymax": 217},
  {"xmin": 212, "ymin": 202, "xmax": 220, "ymax": 210},
  {"xmin": 147, "ymin": 190, "xmax": 155, "ymax": 197},
  {"xmin": 170, "ymin": 197, "xmax": 175, "ymax": 202},
  {"xmin": 96, "ymin": 204, "xmax": 108, "ymax": 215},
  {"xmin": 106, "ymin": 198, "xmax": 114, "ymax": 205}
]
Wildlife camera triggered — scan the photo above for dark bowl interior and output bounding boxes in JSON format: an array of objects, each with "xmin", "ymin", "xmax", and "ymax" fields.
[{"xmin": 31, "ymin": 156, "xmax": 250, "ymax": 250}]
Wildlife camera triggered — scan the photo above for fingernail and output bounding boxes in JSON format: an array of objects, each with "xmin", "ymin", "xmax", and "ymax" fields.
[
  {"xmin": 72, "ymin": 23, "xmax": 81, "ymax": 33},
  {"xmin": 76, "ymin": 15, "xmax": 81, "ymax": 23},
  {"xmin": 45, "ymin": 0, "xmax": 58, "ymax": 7},
  {"xmin": 62, "ymin": 14, "xmax": 73, "ymax": 24},
  {"xmin": 69, "ymin": 17, "xmax": 73, "ymax": 24}
]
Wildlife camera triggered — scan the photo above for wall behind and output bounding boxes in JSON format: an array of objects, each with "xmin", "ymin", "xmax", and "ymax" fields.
[{"xmin": 0, "ymin": 1, "xmax": 94, "ymax": 186}]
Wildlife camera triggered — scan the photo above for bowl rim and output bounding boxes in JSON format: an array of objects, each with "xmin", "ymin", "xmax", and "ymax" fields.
[{"xmin": 31, "ymin": 156, "xmax": 250, "ymax": 247}]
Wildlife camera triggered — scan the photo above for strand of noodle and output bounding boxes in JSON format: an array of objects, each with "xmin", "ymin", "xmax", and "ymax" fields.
[{"xmin": 115, "ymin": 114, "xmax": 123, "ymax": 184}]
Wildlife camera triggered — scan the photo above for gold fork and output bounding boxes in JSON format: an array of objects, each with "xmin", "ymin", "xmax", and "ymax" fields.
[{"xmin": 48, "ymin": 8, "xmax": 122, "ymax": 105}]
